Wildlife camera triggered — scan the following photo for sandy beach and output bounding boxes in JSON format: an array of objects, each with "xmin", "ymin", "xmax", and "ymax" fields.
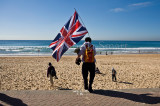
[{"xmin": 0, "ymin": 54, "xmax": 160, "ymax": 91}]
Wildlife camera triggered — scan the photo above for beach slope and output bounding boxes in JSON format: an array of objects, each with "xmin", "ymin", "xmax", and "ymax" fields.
[{"xmin": 0, "ymin": 54, "xmax": 160, "ymax": 90}]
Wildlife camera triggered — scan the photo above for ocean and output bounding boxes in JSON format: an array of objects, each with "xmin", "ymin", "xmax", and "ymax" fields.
[{"xmin": 0, "ymin": 40, "xmax": 160, "ymax": 56}]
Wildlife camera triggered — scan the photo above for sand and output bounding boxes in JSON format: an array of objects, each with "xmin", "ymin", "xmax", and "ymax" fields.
[{"xmin": 0, "ymin": 54, "xmax": 160, "ymax": 91}]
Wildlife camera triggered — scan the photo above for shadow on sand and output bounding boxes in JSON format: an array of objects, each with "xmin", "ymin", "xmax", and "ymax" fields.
[
  {"xmin": 95, "ymin": 72, "xmax": 106, "ymax": 76},
  {"xmin": 0, "ymin": 93, "xmax": 27, "ymax": 106},
  {"xmin": 93, "ymin": 90, "xmax": 160, "ymax": 104},
  {"xmin": 50, "ymin": 85, "xmax": 72, "ymax": 90},
  {"xmin": 58, "ymin": 87, "xmax": 72, "ymax": 90},
  {"xmin": 118, "ymin": 81, "xmax": 133, "ymax": 85}
]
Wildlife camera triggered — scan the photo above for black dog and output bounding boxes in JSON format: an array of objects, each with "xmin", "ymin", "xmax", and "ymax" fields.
[
  {"xmin": 74, "ymin": 48, "xmax": 81, "ymax": 65},
  {"xmin": 75, "ymin": 58, "xmax": 81, "ymax": 65}
]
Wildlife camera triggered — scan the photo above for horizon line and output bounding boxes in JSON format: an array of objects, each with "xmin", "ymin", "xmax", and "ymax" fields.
[{"xmin": 0, "ymin": 39, "xmax": 160, "ymax": 41}]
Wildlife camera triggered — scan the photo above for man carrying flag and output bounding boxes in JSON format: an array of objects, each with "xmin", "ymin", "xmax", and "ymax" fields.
[
  {"xmin": 49, "ymin": 10, "xmax": 96, "ymax": 93},
  {"xmin": 76, "ymin": 37, "xmax": 96, "ymax": 93},
  {"xmin": 49, "ymin": 11, "xmax": 88, "ymax": 62}
]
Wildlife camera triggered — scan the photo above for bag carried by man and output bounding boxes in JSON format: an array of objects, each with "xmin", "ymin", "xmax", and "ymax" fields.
[{"xmin": 84, "ymin": 45, "xmax": 94, "ymax": 63}]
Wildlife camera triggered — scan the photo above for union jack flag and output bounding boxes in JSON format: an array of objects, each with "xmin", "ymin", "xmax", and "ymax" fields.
[{"xmin": 49, "ymin": 11, "xmax": 88, "ymax": 62}]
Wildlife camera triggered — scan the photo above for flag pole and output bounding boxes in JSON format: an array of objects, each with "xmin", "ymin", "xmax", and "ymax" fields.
[{"xmin": 74, "ymin": 8, "xmax": 90, "ymax": 38}]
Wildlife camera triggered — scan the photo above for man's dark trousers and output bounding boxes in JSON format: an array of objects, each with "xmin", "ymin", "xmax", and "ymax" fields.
[{"xmin": 82, "ymin": 62, "xmax": 95, "ymax": 90}]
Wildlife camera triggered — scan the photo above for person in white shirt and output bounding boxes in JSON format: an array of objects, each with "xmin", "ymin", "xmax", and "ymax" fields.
[{"xmin": 76, "ymin": 37, "xmax": 96, "ymax": 93}]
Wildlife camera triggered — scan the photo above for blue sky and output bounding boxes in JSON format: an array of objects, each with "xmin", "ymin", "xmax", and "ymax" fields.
[{"xmin": 0, "ymin": 0, "xmax": 160, "ymax": 41}]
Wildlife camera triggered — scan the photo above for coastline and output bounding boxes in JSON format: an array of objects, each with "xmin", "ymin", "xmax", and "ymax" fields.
[
  {"xmin": 1, "ymin": 40, "xmax": 160, "ymax": 56},
  {"xmin": 0, "ymin": 54, "xmax": 160, "ymax": 91},
  {"xmin": 0, "ymin": 52, "xmax": 160, "ymax": 57}
]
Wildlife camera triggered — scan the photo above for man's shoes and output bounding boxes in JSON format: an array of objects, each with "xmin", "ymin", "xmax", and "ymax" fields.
[
  {"xmin": 88, "ymin": 88, "xmax": 93, "ymax": 93},
  {"xmin": 88, "ymin": 87, "xmax": 93, "ymax": 93},
  {"xmin": 84, "ymin": 86, "xmax": 88, "ymax": 90}
]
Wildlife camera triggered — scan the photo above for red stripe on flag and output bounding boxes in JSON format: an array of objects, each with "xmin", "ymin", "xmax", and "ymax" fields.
[
  {"xmin": 49, "ymin": 41, "xmax": 58, "ymax": 47},
  {"xmin": 67, "ymin": 20, "xmax": 81, "ymax": 37},
  {"xmin": 72, "ymin": 32, "xmax": 88, "ymax": 38},
  {"xmin": 54, "ymin": 38, "xmax": 64, "ymax": 53},
  {"xmin": 64, "ymin": 37, "xmax": 74, "ymax": 47},
  {"xmin": 60, "ymin": 27, "xmax": 68, "ymax": 37}
]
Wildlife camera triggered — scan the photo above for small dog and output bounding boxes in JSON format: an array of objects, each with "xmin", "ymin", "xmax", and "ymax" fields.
[
  {"xmin": 75, "ymin": 58, "xmax": 81, "ymax": 65},
  {"xmin": 74, "ymin": 48, "xmax": 81, "ymax": 65},
  {"xmin": 74, "ymin": 48, "xmax": 80, "ymax": 54}
]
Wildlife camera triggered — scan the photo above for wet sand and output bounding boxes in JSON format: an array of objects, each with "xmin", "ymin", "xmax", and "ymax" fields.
[{"xmin": 0, "ymin": 54, "xmax": 160, "ymax": 91}]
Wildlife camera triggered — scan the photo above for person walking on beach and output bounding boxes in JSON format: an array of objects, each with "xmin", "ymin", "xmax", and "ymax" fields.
[
  {"xmin": 112, "ymin": 67, "xmax": 117, "ymax": 82},
  {"xmin": 47, "ymin": 62, "xmax": 58, "ymax": 85},
  {"xmin": 76, "ymin": 37, "xmax": 96, "ymax": 93}
]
